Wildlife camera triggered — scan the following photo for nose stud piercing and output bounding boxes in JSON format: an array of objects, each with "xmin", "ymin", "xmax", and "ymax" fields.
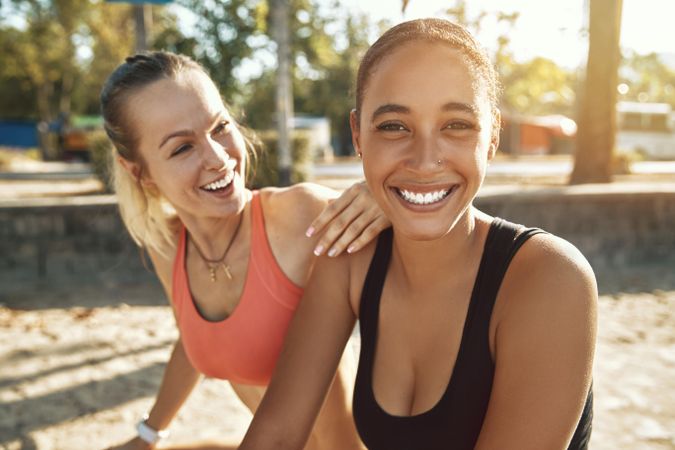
[{"xmin": 437, "ymin": 159, "xmax": 443, "ymax": 166}]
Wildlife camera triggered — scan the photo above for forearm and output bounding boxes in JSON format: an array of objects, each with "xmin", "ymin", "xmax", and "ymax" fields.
[{"xmin": 143, "ymin": 337, "xmax": 201, "ymax": 431}]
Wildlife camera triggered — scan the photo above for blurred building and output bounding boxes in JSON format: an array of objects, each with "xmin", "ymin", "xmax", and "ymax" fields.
[
  {"xmin": 291, "ymin": 115, "xmax": 333, "ymax": 162},
  {"xmin": 616, "ymin": 101, "xmax": 675, "ymax": 160},
  {"xmin": 500, "ymin": 114, "xmax": 577, "ymax": 155}
]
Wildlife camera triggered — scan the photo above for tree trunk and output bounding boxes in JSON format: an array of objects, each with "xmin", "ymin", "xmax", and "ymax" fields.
[
  {"xmin": 273, "ymin": 0, "xmax": 293, "ymax": 186},
  {"xmin": 570, "ymin": 0, "xmax": 623, "ymax": 184}
]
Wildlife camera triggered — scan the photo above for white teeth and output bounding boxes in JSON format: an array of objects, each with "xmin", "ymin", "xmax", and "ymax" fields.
[
  {"xmin": 202, "ymin": 171, "xmax": 234, "ymax": 191},
  {"xmin": 398, "ymin": 188, "xmax": 450, "ymax": 205}
]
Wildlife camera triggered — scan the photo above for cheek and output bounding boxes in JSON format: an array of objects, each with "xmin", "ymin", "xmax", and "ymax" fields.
[{"xmin": 229, "ymin": 133, "xmax": 248, "ymax": 168}]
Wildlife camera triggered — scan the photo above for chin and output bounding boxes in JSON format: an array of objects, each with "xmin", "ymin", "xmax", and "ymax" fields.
[{"xmin": 391, "ymin": 219, "xmax": 456, "ymax": 242}]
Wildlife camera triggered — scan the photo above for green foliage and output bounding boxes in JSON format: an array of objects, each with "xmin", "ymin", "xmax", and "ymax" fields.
[
  {"xmin": 438, "ymin": 1, "xmax": 579, "ymax": 117},
  {"xmin": 245, "ymin": 6, "xmax": 378, "ymax": 155},
  {"xmin": 176, "ymin": 0, "xmax": 263, "ymax": 104},
  {"xmin": 249, "ymin": 130, "xmax": 311, "ymax": 187},
  {"xmin": 2, "ymin": 0, "xmax": 93, "ymax": 121},
  {"xmin": 619, "ymin": 51, "xmax": 675, "ymax": 106},
  {"xmin": 0, "ymin": 1, "xmax": 192, "ymax": 121},
  {"xmin": 500, "ymin": 57, "xmax": 577, "ymax": 116},
  {"xmin": 293, "ymin": 12, "xmax": 374, "ymax": 155},
  {"xmin": 612, "ymin": 149, "xmax": 643, "ymax": 175}
]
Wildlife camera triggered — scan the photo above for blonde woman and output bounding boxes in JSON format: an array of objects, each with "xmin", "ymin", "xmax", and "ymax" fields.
[{"xmin": 101, "ymin": 52, "xmax": 383, "ymax": 450}]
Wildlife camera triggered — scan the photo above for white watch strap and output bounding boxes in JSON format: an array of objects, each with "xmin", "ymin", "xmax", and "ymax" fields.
[{"xmin": 136, "ymin": 415, "xmax": 169, "ymax": 444}]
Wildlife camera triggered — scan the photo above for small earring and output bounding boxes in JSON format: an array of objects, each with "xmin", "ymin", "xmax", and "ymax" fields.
[
  {"xmin": 436, "ymin": 159, "xmax": 443, "ymax": 166},
  {"xmin": 357, "ymin": 152, "xmax": 362, "ymax": 159}
]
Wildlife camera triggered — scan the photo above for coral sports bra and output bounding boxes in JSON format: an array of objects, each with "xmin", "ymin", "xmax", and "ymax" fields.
[{"xmin": 171, "ymin": 191, "xmax": 303, "ymax": 385}]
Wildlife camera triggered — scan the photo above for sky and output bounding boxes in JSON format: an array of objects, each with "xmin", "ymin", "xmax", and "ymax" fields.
[{"xmin": 335, "ymin": 0, "xmax": 675, "ymax": 68}]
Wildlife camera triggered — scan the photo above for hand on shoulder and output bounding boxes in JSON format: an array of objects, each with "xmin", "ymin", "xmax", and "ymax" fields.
[{"xmin": 262, "ymin": 182, "xmax": 389, "ymax": 258}]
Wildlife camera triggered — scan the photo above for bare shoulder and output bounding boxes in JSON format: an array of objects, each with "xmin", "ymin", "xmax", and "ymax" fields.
[
  {"xmin": 495, "ymin": 231, "xmax": 598, "ymax": 336},
  {"xmin": 303, "ymin": 235, "xmax": 377, "ymax": 317},
  {"xmin": 477, "ymin": 231, "xmax": 597, "ymax": 447},
  {"xmin": 259, "ymin": 183, "xmax": 336, "ymax": 231}
]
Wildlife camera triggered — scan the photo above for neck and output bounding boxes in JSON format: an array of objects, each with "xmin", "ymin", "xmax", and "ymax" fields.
[
  {"xmin": 389, "ymin": 206, "xmax": 487, "ymax": 289},
  {"xmin": 179, "ymin": 189, "xmax": 251, "ymax": 259}
]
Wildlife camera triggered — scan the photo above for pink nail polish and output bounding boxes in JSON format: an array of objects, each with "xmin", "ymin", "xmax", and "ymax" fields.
[
  {"xmin": 328, "ymin": 248, "xmax": 337, "ymax": 257},
  {"xmin": 305, "ymin": 226, "xmax": 315, "ymax": 237},
  {"xmin": 347, "ymin": 246, "xmax": 356, "ymax": 254},
  {"xmin": 313, "ymin": 245, "xmax": 324, "ymax": 256}
]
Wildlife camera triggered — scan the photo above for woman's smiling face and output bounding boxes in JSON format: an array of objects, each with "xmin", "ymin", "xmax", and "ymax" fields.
[
  {"xmin": 351, "ymin": 41, "xmax": 498, "ymax": 241},
  {"xmin": 125, "ymin": 69, "xmax": 248, "ymax": 221}
]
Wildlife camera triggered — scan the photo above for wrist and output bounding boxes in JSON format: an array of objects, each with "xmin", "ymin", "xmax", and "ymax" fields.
[
  {"xmin": 132, "ymin": 435, "xmax": 156, "ymax": 450},
  {"xmin": 136, "ymin": 414, "xmax": 170, "ymax": 446}
]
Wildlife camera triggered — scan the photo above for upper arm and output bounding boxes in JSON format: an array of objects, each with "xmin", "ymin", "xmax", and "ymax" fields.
[
  {"xmin": 240, "ymin": 254, "xmax": 357, "ymax": 449},
  {"xmin": 475, "ymin": 234, "xmax": 597, "ymax": 450}
]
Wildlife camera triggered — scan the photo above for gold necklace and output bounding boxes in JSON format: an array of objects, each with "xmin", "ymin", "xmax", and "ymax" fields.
[{"xmin": 190, "ymin": 212, "xmax": 244, "ymax": 282}]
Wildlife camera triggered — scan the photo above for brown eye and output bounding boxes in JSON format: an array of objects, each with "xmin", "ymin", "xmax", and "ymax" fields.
[
  {"xmin": 171, "ymin": 144, "xmax": 192, "ymax": 157},
  {"xmin": 376, "ymin": 122, "xmax": 408, "ymax": 132},
  {"xmin": 213, "ymin": 121, "xmax": 231, "ymax": 136},
  {"xmin": 445, "ymin": 121, "xmax": 473, "ymax": 130}
]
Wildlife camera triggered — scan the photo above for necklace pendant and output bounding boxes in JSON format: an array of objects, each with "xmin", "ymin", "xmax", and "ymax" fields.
[
  {"xmin": 209, "ymin": 266, "xmax": 217, "ymax": 282},
  {"xmin": 223, "ymin": 265, "xmax": 233, "ymax": 280}
]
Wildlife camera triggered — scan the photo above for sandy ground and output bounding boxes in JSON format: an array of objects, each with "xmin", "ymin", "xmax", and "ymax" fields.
[{"xmin": 1, "ymin": 271, "xmax": 674, "ymax": 450}]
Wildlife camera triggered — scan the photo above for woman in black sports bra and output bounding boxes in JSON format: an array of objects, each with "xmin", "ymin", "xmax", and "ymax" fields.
[{"xmin": 241, "ymin": 18, "xmax": 596, "ymax": 450}]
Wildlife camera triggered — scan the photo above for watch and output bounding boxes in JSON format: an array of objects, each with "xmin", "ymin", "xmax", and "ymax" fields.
[{"xmin": 136, "ymin": 414, "xmax": 170, "ymax": 445}]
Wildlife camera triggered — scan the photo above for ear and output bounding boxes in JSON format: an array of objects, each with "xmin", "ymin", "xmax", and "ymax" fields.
[
  {"xmin": 117, "ymin": 156, "xmax": 155, "ymax": 188},
  {"xmin": 349, "ymin": 109, "xmax": 362, "ymax": 157}
]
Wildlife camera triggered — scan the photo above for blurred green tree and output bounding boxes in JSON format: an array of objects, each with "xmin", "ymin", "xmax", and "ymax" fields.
[
  {"xmin": 440, "ymin": 1, "xmax": 577, "ymax": 117},
  {"xmin": 245, "ymin": 2, "xmax": 381, "ymax": 155},
  {"xmin": 0, "ymin": 2, "xmax": 196, "ymax": 116},
  {"xmin": 1, "ymin": 0, "xmax": 91, "ymax": 122},
  {"xmin": 175, "ymin": 0, "xmax": 263, "ymax": 105},
  {"xmin": 619, "ymin": 51, "xmax": 675, "ymax": 106},
  {"xmin": 500, "ymin": 57, "xmax": 577, "ymax": 117}
]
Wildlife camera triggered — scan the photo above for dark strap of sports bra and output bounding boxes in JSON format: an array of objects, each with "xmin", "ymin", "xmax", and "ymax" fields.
[{"xmin": 473, "ymin": 219, "xmax": 547, "ymax": 321}]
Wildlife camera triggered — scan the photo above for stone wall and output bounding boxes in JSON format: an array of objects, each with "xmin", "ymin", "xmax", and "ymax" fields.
[
  {"xmin": 475, "ymin": 184, "xmax": 675, "ymax": 272},
  {"xmin": 0, "ymin": 196, "xmax": 149, "ymax": 289},
  {"xmin": 1, "ymin": 184, "xmax": 674, "ymax": 289}
]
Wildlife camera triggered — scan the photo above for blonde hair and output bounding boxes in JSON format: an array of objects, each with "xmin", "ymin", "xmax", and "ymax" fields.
[{"xmin": 110, "ymin": 151, "xmax": 178, "ymax": 257}]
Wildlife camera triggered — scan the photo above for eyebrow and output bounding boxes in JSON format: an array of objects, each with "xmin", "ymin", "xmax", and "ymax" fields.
[
  {"xmin": 441, "ymin": 102, "xmax": 479, "ymax": 117},
  {"xmin": 370, "ymin": 101, "xmax": 479, "ymax": 123},
  {"xmin": 159, "ymin": 130, "xmax": 195, "ymax": 150},
  {"xmin": 370, "ymin": 104, "xmax": 410, "ymax": 122}
]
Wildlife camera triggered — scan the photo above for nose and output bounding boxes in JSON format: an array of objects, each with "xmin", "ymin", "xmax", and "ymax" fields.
[
  {"xmin": 405, "ymin": 131, "xmax": 444, "ymax": 173},
  {"xmin": 201, "ymin": 136, "xmax": 229, "ymax": 170}
]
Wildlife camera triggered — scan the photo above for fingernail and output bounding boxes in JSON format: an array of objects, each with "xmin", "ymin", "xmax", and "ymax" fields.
[
  {"xmin": 305, "ymin": 226, "xmax": 314, "ymax": 237},
  {"xmin": 327, "ymin": 248, "xmax": 337, "ymax": 257},
  {"xmin": 313, "ymin": 245, "xmax": 324, "ymax": 256},
  {"xmin": 347, "ymin": 246, "xmax": 356, "ymax": 254}
]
